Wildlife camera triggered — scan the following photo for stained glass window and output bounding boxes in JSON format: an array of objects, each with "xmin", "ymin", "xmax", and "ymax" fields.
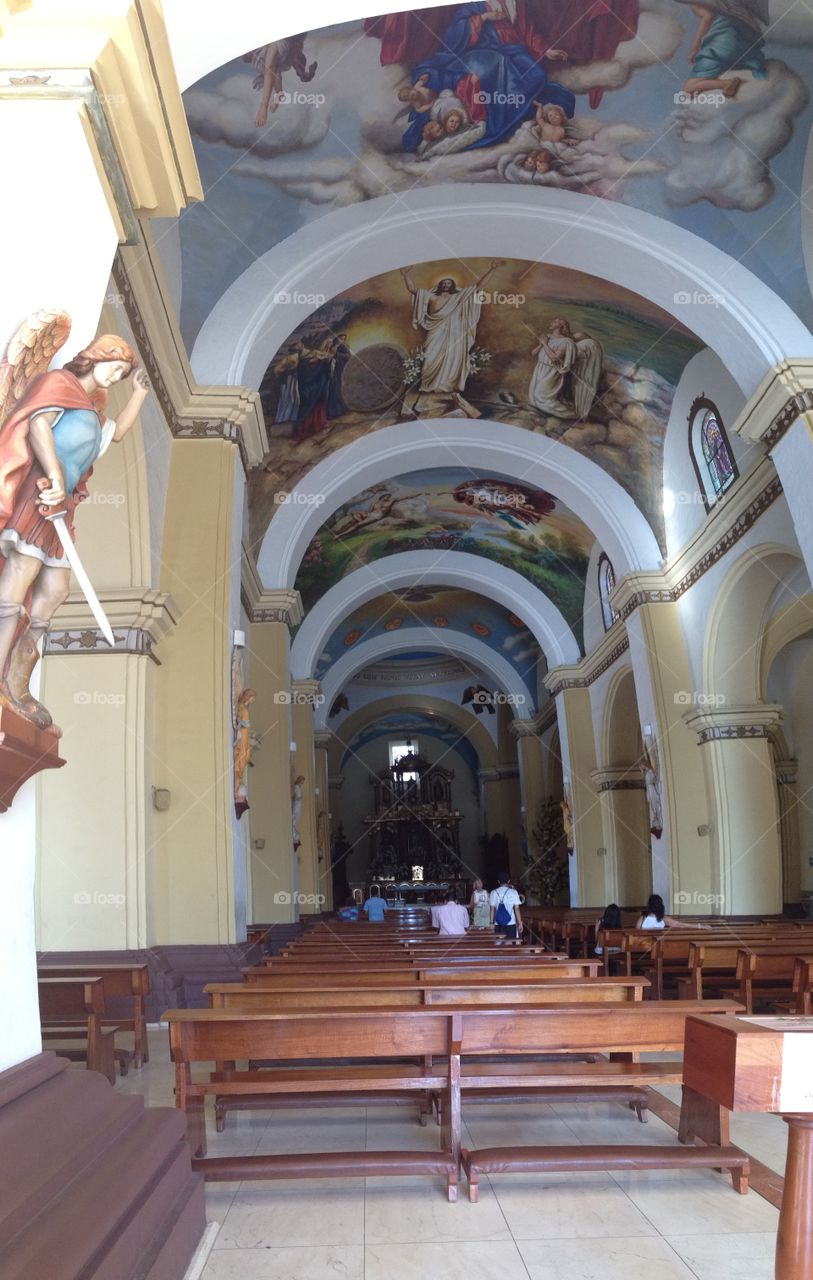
[
  {"xmin": 701, "ymin": 408, "xmax": 736, "ymax": 498},
  {"xmin": 598, "ymin": 554, "xmax": 618, "ymax": 632}
]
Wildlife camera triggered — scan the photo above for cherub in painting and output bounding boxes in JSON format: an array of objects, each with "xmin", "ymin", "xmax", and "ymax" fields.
[
  {"xmin": 0, "ymin": 310, "xmax": 148, "ymax": 731},
  {"xmin": 245, "ymin": 35, "xmax": 318, "ymax": 126}
]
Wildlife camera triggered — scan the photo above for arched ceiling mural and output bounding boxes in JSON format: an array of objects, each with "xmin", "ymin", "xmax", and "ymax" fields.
[
  {"xmin": 314, "ymin": 586, "xmax": 541, "ymax": 704},
  {"xmin": 294, "ymin": 468, "xmax": 594, "ymax": 641},
  {"xmin": 248, "ymin": 258, "xmax": 702, "ymax": 549},
  {"xmin": 175, "ymin": 1, "xmax": 813, "ymax": 353}
]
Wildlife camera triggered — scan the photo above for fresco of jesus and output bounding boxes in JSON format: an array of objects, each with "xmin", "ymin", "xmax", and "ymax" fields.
[{"xmin": 401, "ymin": 261, "xmax": 503, "ymax": 394}]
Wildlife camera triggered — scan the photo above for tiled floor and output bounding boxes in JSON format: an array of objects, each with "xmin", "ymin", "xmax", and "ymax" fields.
[{"xmin": 121, "ymin": 1029, "xmax": 787, "ymax": 1280}]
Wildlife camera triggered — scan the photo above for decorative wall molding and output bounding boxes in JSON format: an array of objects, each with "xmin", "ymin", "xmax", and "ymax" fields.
[
  {"xmin": 733, "ymin": 358, "xmax": 813, "ymax": 449},
  {"xmin": 48, "ymin": 588, "xmax": 178, "ymax": 663},
  {"xmin": 478, "ymin": 767, "xmax": 519, "ymax": 783},
  {"xmin": 774, "ymin": 757, "xmax": 799, "ymax": 786},
  {"xmin": 545, "ymin": 630, "xmax": 630, "ymax": 696},
  {"xmin": 683, "ymin": 703, "xmax": 784, "ymax": 745},
  {"xmin": 291, "ymin": 679, "xmax": 323, "ymax": 707},
  {"xmin": 591, "ymin": 766, "xmax": 645, "ymax": 792},
  {"xmin": 314, "ymin": 732, "xmax": 332, "ymax": 751},
  {"xmin": 241, "ymin": 555, "xmax": 304, "ymax": 627}
]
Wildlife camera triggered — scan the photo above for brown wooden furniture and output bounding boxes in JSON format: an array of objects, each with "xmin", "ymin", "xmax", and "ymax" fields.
[
  {"xmin": 684, "ymin": 1012, "xmax": 813, "ymax": 1280},
  {"xmin": 38, "ymin": 977, "xmax": 120, "ymax": 1084},
  {"xmin": 37, "ymin": 962, "xmax": 150, "ymax": 1067},
  {"xmin": 242, "ymin": 961, "xmax": 601, "ymax": 984}
]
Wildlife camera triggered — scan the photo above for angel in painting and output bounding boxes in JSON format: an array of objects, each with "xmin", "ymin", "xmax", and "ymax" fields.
[
  {"xmin": 676, "ymin": 0, "xmax": 768, "ymax": 100},
  {"xmin": 528, "ymin": 318, "xmax": 603, "ymax": 420},
  {"xmin": 244, "ymin": 35, "xmax": 318, "ymax": 127},
  {"xmin": 0, "ymin": 310, "xmax": 148, "ymax": 732}
]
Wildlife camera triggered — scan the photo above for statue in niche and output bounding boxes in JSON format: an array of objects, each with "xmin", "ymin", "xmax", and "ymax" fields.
[
  {"xmin": 233, "ymin": 686, "xmax": 256, "ymax": 819},
  {"xmin": 560, "ymin": 786, "xmax": 574, "ymax": 853},
  {"xmin": 291, "ymin": 774, "xmax": 305, "ymax": 850},
  {"xmin": 642, "ymin": 730, "xmax": 664, "ymax": 839},
  {"xmin": 0, "ymin": 309, "xmax": 149, "ymax": 735}
]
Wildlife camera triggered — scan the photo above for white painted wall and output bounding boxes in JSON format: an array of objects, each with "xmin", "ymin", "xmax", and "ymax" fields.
[{"xmin": 0, "ymin": 781, "xmax": 41, "ymax": 1071}]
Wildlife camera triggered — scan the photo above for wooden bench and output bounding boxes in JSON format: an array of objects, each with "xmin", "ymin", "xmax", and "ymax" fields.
[
  {"xmin": 164, "ymin": 1001, "xmax": 746, "ymax": 1202},
  {"xmin": 679, "ymin": 939, "xmax": 813, "ymax": 1003},
  {"xmin": 736, "ymin": 949, "xmax": 813, "ymax": 1012},
  {"xmin": 793, "ymin": 956, "xmax": 813, "ymax": 1013},
  {"xmin": 243, "ymin": 961, "xmax": 600, "ymax": 984},
  {"xmin": 38, "ymin": 977, "xmax": 121, "ymax": 1084},
  {"xmin": 37, "ymin": 962, "xmax": 149, "ymax": 1067}
]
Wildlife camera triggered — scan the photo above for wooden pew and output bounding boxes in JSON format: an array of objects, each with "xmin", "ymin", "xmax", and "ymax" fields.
[
  {"xmin": 681, "ymin": 939, "xmax": 813, "ymax": 1002},
  {"xmin": 242, "ymin": 961, "xmax": 601, "ymax": 984},
  {"xmin": 793, "ymin": 956, "xmax": 813, "ymax": 1013},
  {"xmin": 38, "ymin": 977, "xmax": 119, "ymax": 1084},
  {"xmin": 736, "ymin": 949, "xmax": 813, "ymax": 1013},
  {"xmin": 164, "ymin": 1001, "xmax": 746, "ymax": 1202},
  {"xmin": 37, "ymin": 962, "xmax": 150, "ymax": 1067}
]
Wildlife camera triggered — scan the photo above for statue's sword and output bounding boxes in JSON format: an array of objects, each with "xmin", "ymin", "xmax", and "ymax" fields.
[{"xmin": 45, "ymin": 511, "xmax": 116, "ymax": 647}]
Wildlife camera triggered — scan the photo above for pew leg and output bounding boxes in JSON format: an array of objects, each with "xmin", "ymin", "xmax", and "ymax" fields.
[
  {"xmin": 134, "ymin": 1002, "xmax": 148, "ymax": 1067},
  {"xmin": 185, "ymin": 1096, "xmax": 207, "ymax": 1158},
  {"xmin": 630, "ymin": 1100, "xmax": 648, "ymax": 1123},
  {"xmin": 679, "ymin": 1085, "xmax": 729, "ymax": 1151},
  {"xmin": 731, "ymin": 1165, "xmax": 749, "ymax": 1195},
  {"xmin": 215, "ymin": 1100, "xmax": 226, "ymax": 1133},
  {"xmin": 447, "ymin": 1167, "xmax": 458, "ymax": 1203},
  {"xmin": 461, "ymin": 1152, "xmax": 479, "ymax": 1203}
]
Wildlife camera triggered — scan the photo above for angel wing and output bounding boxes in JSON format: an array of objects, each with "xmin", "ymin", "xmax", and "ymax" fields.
[
  {"xmin": 0, "ymin": 309, "xmax": 71, "ymax": 429},
  {"xmin": 572, "ymin": 336, "xmax": 603, "ymax": 420}
]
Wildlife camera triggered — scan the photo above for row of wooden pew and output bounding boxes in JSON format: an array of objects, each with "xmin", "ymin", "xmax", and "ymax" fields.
[
  {"xmin": 37, "ymin": 963, "xmax": 150, "ymax": 1084},
  {"xmin": 162, "ymin": 917, "xmax": 751, "ymax": 1201}
]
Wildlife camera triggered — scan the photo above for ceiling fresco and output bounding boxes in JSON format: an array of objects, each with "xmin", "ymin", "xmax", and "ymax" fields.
[
  {"xmin": 250, "ymin": 259, "xmax": 702, "ymax": 548},
  {"xmin": 177, "ymin": 1, "xmax": 813, "ymax": 351},
  {"xmin": 314, "ymin": 585, "xmax": 543, "ymax": 703},
  {"xmin": 339, "ymin": 710, "xmax": 482, "ymax": 786},
  {"xmin": 294, "ymin": 467, "xmax": 593, "ymax": 647}
]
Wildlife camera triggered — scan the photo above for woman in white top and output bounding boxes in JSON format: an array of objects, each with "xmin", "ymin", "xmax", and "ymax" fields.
[
  {"xmin": 636, "ymin": 893, "xmax": 680, "ymax": 929},
  {"xmin": 470, "ymin": 879, "xmax": 491, "ymax": 929}
]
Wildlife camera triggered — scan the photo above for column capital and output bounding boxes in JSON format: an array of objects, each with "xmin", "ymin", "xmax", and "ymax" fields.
[
  {"xmin": 328, "ymin": 775, "xmax": 345, "ymax": 791},
  {"xmin": 313, "ymin": 731, "xmax": 332, "ymax": 751},
  {"xmin": 509, "ymin": 719, "xmax": 539, "ymax": 740},
  {"xmin": 774, "ymin": 757, "xmax": 798, "ymax": 785},
  {"xmin": 683, "ymin": 703, "xmax": 784, "ymax": 744},
  {"xmin": 244, "ymin": 586, "xmax": 303, "ymax": 627},
  {"xmin": 545, "ymin": 629, "xmax": 630, "ymax": 696},
  {"xmin": 0, "ymin": 3, "xmax": 201, "ymax": 222},
  {"xmin": 478, "ymin": 767, "xmax": 519, "ymax": 783},
  {"xmin": 733, "ymin": 358, "xmax": 813, "ymax": 449},
  {"xmin": 291, "ymin": 679, "xmax": 322, "ymax": 708},
  {"xmin": 47, "ymin": 588, "xmax": 178, "ymax": 662},
  {"xmin": 590, "ymin": 766, "xmax": 645, "ymax": 792}
]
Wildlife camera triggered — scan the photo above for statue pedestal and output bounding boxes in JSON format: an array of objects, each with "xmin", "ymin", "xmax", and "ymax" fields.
[{"xmin": 0, "ymin": 704, "xmax": 65, "ymax": 811}]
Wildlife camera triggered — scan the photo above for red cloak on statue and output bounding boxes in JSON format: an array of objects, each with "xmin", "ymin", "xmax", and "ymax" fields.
[{"xmin": 364, "ymin": 0, "xmax": 639, "ymax": 107}]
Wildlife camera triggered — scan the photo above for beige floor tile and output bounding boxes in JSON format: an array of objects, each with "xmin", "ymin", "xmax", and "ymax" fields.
[
  {"xmin": 364, "ymin": 1176, "xmax": 511, "ymax": 1244},
  {"xmin": 253, "ymin": 1111, "xmax": 367, "ymax": 1155},
  {"xmin": 490, "ymin": 1170, "xmax": 658, "ymax": 1240},
  {"xmin": 214, "ymin": 1179, "xmax": 365, "ymax": 1249},
  {"xmin": 205, "ymin": 1182, "xmax": 241, "ymax": 1227},
  {"xmin": 365, "ymin": 1238, "xmax": 526, "ymax": 1280},
  {"xmin": 202, "ymin": 1244, "xmax": 364, "ymax": 1279},
  {"xmin": 667, "ymin": 1231, "xmax": 777, "ymax": 1279},
  {"xmin": 518, "ymin": 1234, "xmax": 698, "ymax": 1279},
  {"xmin": 610, "ymin": 1170, "xmax": 780, "ymax": 1235}
]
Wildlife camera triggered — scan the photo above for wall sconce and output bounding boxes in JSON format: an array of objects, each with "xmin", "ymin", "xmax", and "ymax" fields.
[
  {"xmin": 152, "ymin": 787, "xmax": 170, "ymax": 812},
  {"xmin": 253, "ymin": 838, "xmax": 266, "ymax": 851}
]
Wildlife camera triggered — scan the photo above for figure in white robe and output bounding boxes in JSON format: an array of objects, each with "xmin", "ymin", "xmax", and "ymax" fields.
[
  {"xmin": 400, "ymin": 261, "xmax": 504, "ymax": 395},
  {"xmin": 528, "ymin": 317, "xmax": 603, "ymax": 419}
]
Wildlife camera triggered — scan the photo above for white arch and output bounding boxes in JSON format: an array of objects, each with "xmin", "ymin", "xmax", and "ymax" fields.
[
  {"xmin": 260, "ymin": 420, "xmax": 661, "ymax": 585},
  {"xmin": 316, "ymin": 628, "xmax": 532, "ymax": 729},
  {"xmin": 291, "ymin": 552, "xmax": 580, "ymax": 679},
  {"xmin": 191, "ymin": 186, "xmax": 813, "ymax": 395},
  {"xmin": 165, "ymin": 0, "xmax": 443, "ymax": 90}
]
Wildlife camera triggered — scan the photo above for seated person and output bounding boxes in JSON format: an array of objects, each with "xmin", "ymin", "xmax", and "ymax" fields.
[
  {"xmin": 594, "ymin": 902, "xmax": 622, "ymax": 955},
  {"xmin": 337, "ymin": 898, "xmax": 360, "ymax": 922},
  {"xmin": 636, "ymin": 893, "xmax": 681, "ymax": 929},
  {"xmin": 436, "ymin": 892, "xmax": 470, "ymax": 937},
  {"xmin": 362, "ymin": 888, "xmax": 387, "ymax": 923},
  {"xmin": 489, "ymin": 874, "xmax": 524, "ymax": 941}
]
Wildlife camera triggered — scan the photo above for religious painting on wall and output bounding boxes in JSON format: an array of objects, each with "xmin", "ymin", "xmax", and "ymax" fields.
[
  {"xmin": 178, "ymin": 1, "xmax": 813, "ymax": 351},
  {"xmin": 249, "ymin": 260, "xmax": 702, "ymax": 549}
]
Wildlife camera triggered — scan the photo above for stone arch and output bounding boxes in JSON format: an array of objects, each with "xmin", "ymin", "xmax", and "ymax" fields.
[{"xmin": 326, "ymin": 693, "xmax": 498, "ymax": 777}]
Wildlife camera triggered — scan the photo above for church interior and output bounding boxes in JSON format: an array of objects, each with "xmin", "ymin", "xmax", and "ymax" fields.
[{"xmin": 2, "ymin": 1, "xmax": 813, "ymax": 1277}]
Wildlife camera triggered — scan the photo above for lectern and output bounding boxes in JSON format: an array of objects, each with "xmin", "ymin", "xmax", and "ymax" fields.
[{"xmin": 684, "ymin": 1014, "xmax": 813, "ymax": 1280}]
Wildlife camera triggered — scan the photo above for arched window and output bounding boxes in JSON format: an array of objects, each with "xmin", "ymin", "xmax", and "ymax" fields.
[
  {"xmin": 598, "ymin": 553, "xmax": 618, "ymax": 632},
  {"xmin": 689, "ymin": 397, "xmax": 738, "ymax": 508}
]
